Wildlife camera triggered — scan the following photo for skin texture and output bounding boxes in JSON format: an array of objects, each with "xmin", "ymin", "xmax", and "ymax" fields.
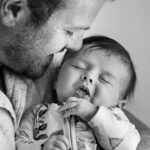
[
  {"xmin": 0, "ymin": 1, "xmax": 109, "ymax": 149},
  {"xmin": 56, "ymin": 48, "xmax": 130, "ymax": 120},
  {"xmin": 0, "ymin": 0, "xmax": 106, "ymax": 78},
  {"xmin": 43, "ymin": 134, "xmax": 70, "ymax": 150},
  {"xmin": 56, "ymin": 47, "xmax": 130, "ymax": 110},
  {"xmin": 46, "ymin": 46, "xmax": 130, "ymax": 150}
]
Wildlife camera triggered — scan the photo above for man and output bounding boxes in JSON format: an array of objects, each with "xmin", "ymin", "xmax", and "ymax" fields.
[
  {"xmin": 0, "ymin": 0, "xmax": 112, "ymax": 149},
  {"xmin": 0, "ymin": 0, "xmax": 108, "ymax": 78},
  {"xmin": 0, "ymin": 0, "xmax": 149, "ymax": 150}
]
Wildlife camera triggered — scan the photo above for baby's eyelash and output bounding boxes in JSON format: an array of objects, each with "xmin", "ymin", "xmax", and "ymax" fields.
[
  {"xmin": 72, "ymin": 65, "xmax": 85, "ymax": 70},
  {"xmin": 72, "ymin": 65, "xmax": 82, "ymax": 69},
  {"xmin": 99, "ymin": 76, "xmax": 110, "ymax": 84}
]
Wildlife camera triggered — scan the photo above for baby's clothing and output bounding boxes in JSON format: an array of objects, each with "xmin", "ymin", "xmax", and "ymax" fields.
[
  {"xmin": 16, "ymin": 103, "xmax": 140, "ymax": 150},
  {"xmin": 16, "ymin": 103, "xmax": 97, "ymax": 150}
]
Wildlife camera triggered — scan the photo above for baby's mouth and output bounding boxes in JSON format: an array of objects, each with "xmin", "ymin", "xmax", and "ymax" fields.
[{"xmin": 75, "ymin": 85, "xmax": 90, "ymax": 98}]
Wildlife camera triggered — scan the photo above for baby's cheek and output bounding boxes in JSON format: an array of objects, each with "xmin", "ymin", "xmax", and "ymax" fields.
[{"xmin": 91, "ymin": 89, "xmax": 103, "ymax": 106}]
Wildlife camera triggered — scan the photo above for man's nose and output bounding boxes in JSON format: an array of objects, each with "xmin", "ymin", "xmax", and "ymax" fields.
[{"xmin": 66, "ymin": 33, "xmax": 83, "ymax": 51}]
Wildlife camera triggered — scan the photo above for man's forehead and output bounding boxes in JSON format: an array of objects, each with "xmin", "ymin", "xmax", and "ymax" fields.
[
  {"xmin": 59, "ymin": 0, "xmax": 106, "ymax": 28},
  {"xmin": 63, "ymin": 0, "xmax": 106, "ymax": 13}
]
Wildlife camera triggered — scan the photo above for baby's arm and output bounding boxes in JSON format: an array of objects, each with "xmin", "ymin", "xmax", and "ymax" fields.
[
  {"xmin": 88, "ymin": 106, "xmax": 140, "ymax": 150},
  {"xmin": 16, "ymin": 104, "xmax": 46, "ymax": 150},
  {"xmin": 58, "ymin": 97, "xmax": 98, "ymax": 121},
  {"xmin": 16, "ymin": 104, "xmax": 70, "ymax": 150}
]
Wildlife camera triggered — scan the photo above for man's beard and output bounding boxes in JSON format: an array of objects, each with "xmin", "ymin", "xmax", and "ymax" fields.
[
  {"xmin": 3, "ymin": 42, "xmax": 53, "ymax": 79},
  {"xmin": 3, "ymin": 54, "xmax": 53, "ymax": 79},
  {"xmin": 2, "ymin": 27, "xmax": 54, "ymax": 79},
  {"xmin": 19, "ymin": 55, "xmax": 53, "ymax": 79}
]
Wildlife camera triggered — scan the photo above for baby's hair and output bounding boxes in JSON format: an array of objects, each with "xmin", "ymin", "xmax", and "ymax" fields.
[{"xmin": 63, "ymin": 35, "xmax": 137, "ymax": 101}]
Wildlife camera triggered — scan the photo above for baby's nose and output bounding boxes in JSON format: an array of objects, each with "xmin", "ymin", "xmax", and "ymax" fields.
[{"xmin": 81, "ymin": 74, "xmax": 93, "ymax": 84}]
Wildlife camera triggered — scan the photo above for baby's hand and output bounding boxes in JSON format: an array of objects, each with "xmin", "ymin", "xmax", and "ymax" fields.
[
  {"xmin": 43, "ymin": 130, "xmax": 70, "ymax": 150},
  {"xmin": 58, "ymin": 97, "xmax": 98, "ymax": 121}
]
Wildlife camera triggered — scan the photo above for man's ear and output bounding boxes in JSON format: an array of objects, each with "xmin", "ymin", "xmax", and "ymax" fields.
[
  {"xmin": 117, "ymin": 100, "xmax": 127, "ymax": 109},
  {"xmin": 1, "ymin": 0, "xmax": 29, "ymax": 27}
]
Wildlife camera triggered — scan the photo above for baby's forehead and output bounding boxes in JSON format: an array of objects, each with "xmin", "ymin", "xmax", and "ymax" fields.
[
  {"xmin": 65, "ymin": 43, "xmax": 128, "ymax": 65},
  {"xmin": 80, "ymin": 43, "xmax": 110, "ymax": 54},
  {"xmin": 65, "ymin": 44, "xmax": 114, "ymax": 62},
  {"xmin": 78, "ymin": 44, "xmax": 112, "ymax": 57},
  {"xmin": 80, "ymin": 44, "xmax": 129, "ymax": 62}
]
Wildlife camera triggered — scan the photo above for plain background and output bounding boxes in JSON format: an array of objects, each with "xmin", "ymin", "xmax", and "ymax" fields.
[{"xmin": 85, "ymin": 0, "xmax": 150, "ymax": 127}]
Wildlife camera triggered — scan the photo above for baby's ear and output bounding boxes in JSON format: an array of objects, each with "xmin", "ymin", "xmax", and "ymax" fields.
[{"xmin": 117, "ymin": 100, "xmax": 127, "ymax": 109}]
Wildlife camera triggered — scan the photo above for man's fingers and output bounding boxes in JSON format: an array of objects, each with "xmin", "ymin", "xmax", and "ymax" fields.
[
  {"xmin": 45, "ymin": 135, "xmax": 70, "ymax": 150},
  {"xmin": 53, "ymin": 140, "xmax": 67, "ymax": 150},
  {"xmin": 56, "ymin": 135, "xmax": 70, "ymax": 149}
]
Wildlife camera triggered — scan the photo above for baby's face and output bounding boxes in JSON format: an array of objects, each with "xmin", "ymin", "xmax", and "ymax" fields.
[{"xmin": 55, "ymin": 46, "xmax": 130, "ymax": 108}]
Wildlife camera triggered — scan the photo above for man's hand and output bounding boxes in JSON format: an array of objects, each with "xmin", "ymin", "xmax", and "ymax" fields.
[
  {"xmin": 43, "ymin": 133, "xmax": 70, "ymax": 150},
  {"xmin": 58, "ymin": 97, "xmax": 98, "ymax": 121}
]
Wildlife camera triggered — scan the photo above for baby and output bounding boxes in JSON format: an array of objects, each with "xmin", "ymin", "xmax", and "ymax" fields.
[{"xmin": 16, "ymin": 36, "xmax": 140, "ymax": 150}]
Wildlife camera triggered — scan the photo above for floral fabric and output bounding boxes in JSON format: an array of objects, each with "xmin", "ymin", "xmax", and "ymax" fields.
[{"xmin": 16, "ymin": 103, "xmax": 97, "ymax": 150}]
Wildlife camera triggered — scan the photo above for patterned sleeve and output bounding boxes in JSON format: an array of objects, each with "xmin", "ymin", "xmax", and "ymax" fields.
[
  {"xmin": 16, "ymin": 103, "xmax": 49, "ymax": 150},
  {"xmin": 0, "ymin": 90, "xmax": 16, "ymax": 150},
  {"xmin": 88, "ymin": 106, "xmax": 140, "ymax": 150}
]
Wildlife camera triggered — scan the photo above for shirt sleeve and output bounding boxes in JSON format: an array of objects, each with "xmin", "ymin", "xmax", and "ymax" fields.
[
  {"xmin": 16, "ymin": 104, "xmax": 49, "ymax": 150},
  {"xmin": 88, "ymin": 106, "xmax": 140, "ymax": 150},
  {"xmin": 0, "ymin": 90, "xmax": 16, "ymax": 150}
]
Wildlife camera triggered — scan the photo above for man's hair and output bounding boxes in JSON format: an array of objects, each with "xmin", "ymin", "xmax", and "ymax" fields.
[
  {"xmin": 27, "ymin": 0, "xmax": 65, "ymax": 28},
  {"xmin": 64, "ymin": 36, "xmax": 137, "ymax": 101}
]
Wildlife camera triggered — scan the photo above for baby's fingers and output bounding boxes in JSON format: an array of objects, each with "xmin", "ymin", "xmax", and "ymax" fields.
[
  {"xmin": 58, "ymin": 97, "xmax": 78, "ymax": 112},
  {"xmin": 63, "ymin": 107, "xmax": 77, "ymax": 117}
]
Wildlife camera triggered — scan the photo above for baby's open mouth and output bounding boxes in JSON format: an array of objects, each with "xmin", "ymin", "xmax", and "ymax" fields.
[{"xmin": 75, "ymin": 85, "xmax": 90, "ymax": 98}]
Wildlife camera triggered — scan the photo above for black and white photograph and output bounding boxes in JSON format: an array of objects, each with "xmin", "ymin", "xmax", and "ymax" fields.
[{"xmin": 0, "ymin": 0, "xmax": 149, "ymax": 149}]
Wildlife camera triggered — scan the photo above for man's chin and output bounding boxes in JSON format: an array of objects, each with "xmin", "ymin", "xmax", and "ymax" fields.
[
  {"xmin": 4, "ymin": 55, "xmax": 53, "ymax": 79},
  {"xmin": 23, "ymin": 68, "xmax": 47, "ymax": 79},
  {"xmin": 4, "ymin": 64, "xmax": 48, "ymax": 79},
  {"xmin": 21, "ymin": 55, "xmax": 53, "ymax": 79},
  {"xmin": 5, "ymin": 61, "xmax": 51, "ymax": 79},
  {"xmin": 22, "ymin": 62, "xmax": 51, "ymax": 79}
]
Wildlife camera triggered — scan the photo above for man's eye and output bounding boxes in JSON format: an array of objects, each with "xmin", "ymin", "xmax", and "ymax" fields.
[{"xmin": 66, "ymin": 30, "xmax": 73, "ymax": 36}]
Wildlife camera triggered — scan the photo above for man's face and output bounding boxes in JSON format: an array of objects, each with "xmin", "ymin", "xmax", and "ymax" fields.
[
  {"xmin": 3, "ymin": 0, "xmax": 106, "ymax": 78},
  {"xmin": 55, "ymin": 46, "xmax": 130, "ymax": 108}
]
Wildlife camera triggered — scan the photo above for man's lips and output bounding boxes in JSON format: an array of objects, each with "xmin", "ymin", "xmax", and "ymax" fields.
[{"xmin": 75, "ymin": 85, "xmax": 90, "ymax": 98}]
